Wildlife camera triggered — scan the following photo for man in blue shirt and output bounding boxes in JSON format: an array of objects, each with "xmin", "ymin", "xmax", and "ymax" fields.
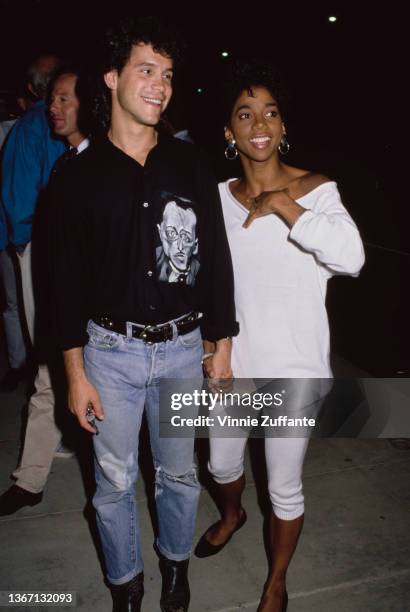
[
  {"xmin": 0, "ymin": 54, "xmax": 67, "ymax": 510},
  {"xmin": 2, "ymin": 54, "xmax": 65, "ymax": 337}
]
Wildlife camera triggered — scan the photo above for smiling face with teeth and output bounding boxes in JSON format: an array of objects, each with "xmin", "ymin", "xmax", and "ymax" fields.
[
  {"xmin": 225, "ymin": 86, "xmax": 286, "ymax": 162},
  {"xmin": 105, "ymin": 42, "xmax": 173, "ymax": 129}
]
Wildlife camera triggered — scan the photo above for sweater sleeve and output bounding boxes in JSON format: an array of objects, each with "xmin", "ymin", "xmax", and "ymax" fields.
[
  {"xmin": 289, "ymin": 182, "xmax": 365, "ymax": 276},
  {"xmin": 195, "ymin": 152, "xmax": 239, "ymax": 341}
]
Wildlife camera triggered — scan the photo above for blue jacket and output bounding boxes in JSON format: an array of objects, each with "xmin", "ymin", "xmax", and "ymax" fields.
[{"xmin": 1, "ymin": 100, "xmax": 66, "ymax": 247}]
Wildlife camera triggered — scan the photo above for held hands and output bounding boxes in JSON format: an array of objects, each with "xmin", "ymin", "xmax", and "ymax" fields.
[
  {"xmin": 243, "ymin": 189, "xmax": 304, "ymax": 228},
  {"xmin": 203, "ymin": 353, "xmax": 233, "ymax": 380},
  {"xmin": 203, "ymin": 338, "xmax": 233, "ymax": 393},
  {"xmin": 67, "ymin": 376, "xmax": 105, "ymax": 434},
  {"xmin": 202, "ymin": 354, "xmax": 214, "ymax": 379}
]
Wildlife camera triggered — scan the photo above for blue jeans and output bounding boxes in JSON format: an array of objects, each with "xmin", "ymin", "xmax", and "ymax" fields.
[{"xmin": 84, "ymin": 319, "xmax": 203, "ymax": 585}]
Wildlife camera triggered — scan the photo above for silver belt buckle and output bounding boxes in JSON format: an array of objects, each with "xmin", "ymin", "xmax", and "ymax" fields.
[{"xmin": 140, "ymin": 324, "xmax": 154, "ymax": 345}]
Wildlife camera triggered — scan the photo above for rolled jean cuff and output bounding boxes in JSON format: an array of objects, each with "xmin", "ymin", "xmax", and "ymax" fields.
[
  {"xmin": 273, "ymin": 506, "xmax": 304, "ymax": 521},
  {"xmin": 156, "ymin": 538, "xmax": 191, "ymax": 562},
  {"xmin": 107, "ymin": 566, "xmax": 143, "ymax": 586}
]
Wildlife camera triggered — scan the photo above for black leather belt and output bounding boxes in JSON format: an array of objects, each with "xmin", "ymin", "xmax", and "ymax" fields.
[{"xmin": 92, "ymin": 312, "xmax": 201, "ymax": 344}]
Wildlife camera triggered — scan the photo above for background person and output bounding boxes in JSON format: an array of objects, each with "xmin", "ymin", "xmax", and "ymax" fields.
[
  {"xmin": 1, "ymin": 54, "xmax": 64, "ymax": 273},
  {"xmin": 195, "ymin": 61, "xmax": 365, "ymax": 612},
  {"xmin": 0, "ymin": 80, "xmax": 36, "ymax": 392},
  {"xmin": 0, "ymin": 65, "xmax": 89, "ymax": 516}
]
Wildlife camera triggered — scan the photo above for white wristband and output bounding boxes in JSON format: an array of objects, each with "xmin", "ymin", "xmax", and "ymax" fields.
[{"xmin": 201, "ymin": 352, "xmax": 214, "ymax": 365}]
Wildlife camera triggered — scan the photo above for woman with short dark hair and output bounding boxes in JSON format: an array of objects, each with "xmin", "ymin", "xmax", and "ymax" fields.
[{"xmin": 196, "ymin": 61, "xmax": 365, "ymax": 611}]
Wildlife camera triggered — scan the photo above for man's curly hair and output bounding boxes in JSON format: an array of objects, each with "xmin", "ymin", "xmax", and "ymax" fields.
[
  {"xmin": 221, "ymin": 59, "xmax": 289, "ymax": 126},
  {"xmin": 93, "ymin": 16, "xmax": 183, "ymax": 132}
]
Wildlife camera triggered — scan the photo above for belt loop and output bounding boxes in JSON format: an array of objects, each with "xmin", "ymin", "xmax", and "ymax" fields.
[
  {"xmin": 171, "ymin": 320, "xmax": 178, "ymax": 340},
  {"xmin": 126, "ymin": 321, "xmax": 133, "ymax": 339}
]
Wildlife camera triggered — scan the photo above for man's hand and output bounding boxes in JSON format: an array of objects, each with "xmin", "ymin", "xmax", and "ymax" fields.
[
  {"xmin": 68, "ymin": 376, "xmax": 104, "ymax": 434},
  {"xmin": 63, "ymin": 347, "xmax": 104, "ymax": 434},
  {"xmin": 202, "ymin": 354, "xmax": 214, "ymax": 379}
]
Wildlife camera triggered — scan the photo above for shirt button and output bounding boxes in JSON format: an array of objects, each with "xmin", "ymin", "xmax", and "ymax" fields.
[
  {"xmin": 147, "ymin": 270, "xmax": 153, "ymax": 277},
  {"xmin": 149, "ymin": 305, "xmax": 156, "ymax": 310},
  {"xmin": 143, "ymin": 202, "xmax": 149, "ymax": 208}
]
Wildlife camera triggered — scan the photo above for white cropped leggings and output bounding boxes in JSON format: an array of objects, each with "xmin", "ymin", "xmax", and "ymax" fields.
[{"xmin": 208, "ymin": 436, "xmax": 309, "ymax": 520}]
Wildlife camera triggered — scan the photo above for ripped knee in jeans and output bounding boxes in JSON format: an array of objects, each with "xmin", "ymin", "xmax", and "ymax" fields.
[{"xmin": 155, "ymin": 464, "xmax": 198, "ymax": 489}]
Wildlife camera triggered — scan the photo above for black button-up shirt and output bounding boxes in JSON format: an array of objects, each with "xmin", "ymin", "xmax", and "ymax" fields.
[{"xmin": 51, "ymin": 134, "xmax": 238, "ymax": 350}]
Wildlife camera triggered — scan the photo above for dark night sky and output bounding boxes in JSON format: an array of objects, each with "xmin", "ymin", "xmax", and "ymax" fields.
[
  {"xmin": 0, "ymin": 2, "xmax": 400, "ymax": 143},
  {"xmin": 0, "ymin": 1, "xmax": 407, "ymax": 371},
  {"xmin": 0, "ymin": 0, "xmax": 406, "ymax": 248}
]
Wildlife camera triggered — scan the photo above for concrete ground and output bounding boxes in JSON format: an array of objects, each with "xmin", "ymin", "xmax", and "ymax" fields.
[{"xmin": 0, "ymin": 355, "xmax": 409, "ymax": 612}]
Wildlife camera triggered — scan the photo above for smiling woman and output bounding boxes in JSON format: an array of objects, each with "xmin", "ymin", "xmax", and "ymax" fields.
[
  {"xmin": 228, "ymin": 87, "xmax": 283, "ymax": 153},
  {"xmin": 195, "ymin": 60, "xmax": 365, "ymax": 612}
]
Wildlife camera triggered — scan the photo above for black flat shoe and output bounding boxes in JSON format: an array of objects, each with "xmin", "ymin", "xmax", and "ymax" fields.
[
  {"xmin": 194, "ymin": 508, "xmax": 247, "ymax": 558},
  {"xmin": 0, "ymin": 485, "xmax": 43, "ymax": 516}
]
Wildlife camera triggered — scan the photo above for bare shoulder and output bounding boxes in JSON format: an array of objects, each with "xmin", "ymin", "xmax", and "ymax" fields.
[
  {"xmin": 297, "ymin": 172, "xmax": 332, "ymax": 197},
  {"xmin": 291, "ymin": 172, "xmax": 331, "ymax": 199}
]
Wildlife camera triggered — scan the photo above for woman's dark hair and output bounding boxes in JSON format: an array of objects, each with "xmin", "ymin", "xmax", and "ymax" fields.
[
  {"xmin": 221, "ymin": 59, "xmax": 289, "ymax": 126},
  {"xmin": 93, "ymin": 16, "xmax": 183, "ymax": 132}
]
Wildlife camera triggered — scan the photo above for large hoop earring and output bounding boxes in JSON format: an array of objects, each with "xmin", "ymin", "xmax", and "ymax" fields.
[
  {"xmin": 225, "ymin": 138, "xmax": 238, "ymax": 160},
  {"xmin": 278, "ymin": 135, "xmax": 290, "ymax": 155}
]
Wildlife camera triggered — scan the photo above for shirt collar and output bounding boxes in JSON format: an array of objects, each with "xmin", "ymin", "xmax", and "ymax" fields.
[
  {"xmin": 97, "ymin": 127, "xmax": 174, "ymax": 168},
  {"xmin": 75, "ymin": 138, "xmax": 89, "ymax": 154}
]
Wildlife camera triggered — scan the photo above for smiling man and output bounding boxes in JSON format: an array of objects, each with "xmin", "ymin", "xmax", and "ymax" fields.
[{"xmin": 50, "ymin": 17, "xmax": 238, "ymax": 612}]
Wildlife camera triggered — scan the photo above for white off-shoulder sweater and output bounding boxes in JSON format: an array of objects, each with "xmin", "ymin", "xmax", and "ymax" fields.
[{"xmin": 219, "ymin": 180, "xmax": 365, "ymax": 378}]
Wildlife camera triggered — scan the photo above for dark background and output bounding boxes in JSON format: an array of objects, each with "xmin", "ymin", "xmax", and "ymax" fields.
[{"xmin": 0, "ymin": 0, "xmax": 407, "ymax": 375}]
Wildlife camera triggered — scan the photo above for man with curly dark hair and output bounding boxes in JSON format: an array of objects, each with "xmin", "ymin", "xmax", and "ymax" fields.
[{"xmin": 50, "ymin": 16, "xmax": 238, "ymax": 612}]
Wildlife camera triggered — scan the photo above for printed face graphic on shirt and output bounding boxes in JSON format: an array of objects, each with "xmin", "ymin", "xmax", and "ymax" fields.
[{"xmin": 156, "ymin": 199, "xmax": 200, "ymax": 285}]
